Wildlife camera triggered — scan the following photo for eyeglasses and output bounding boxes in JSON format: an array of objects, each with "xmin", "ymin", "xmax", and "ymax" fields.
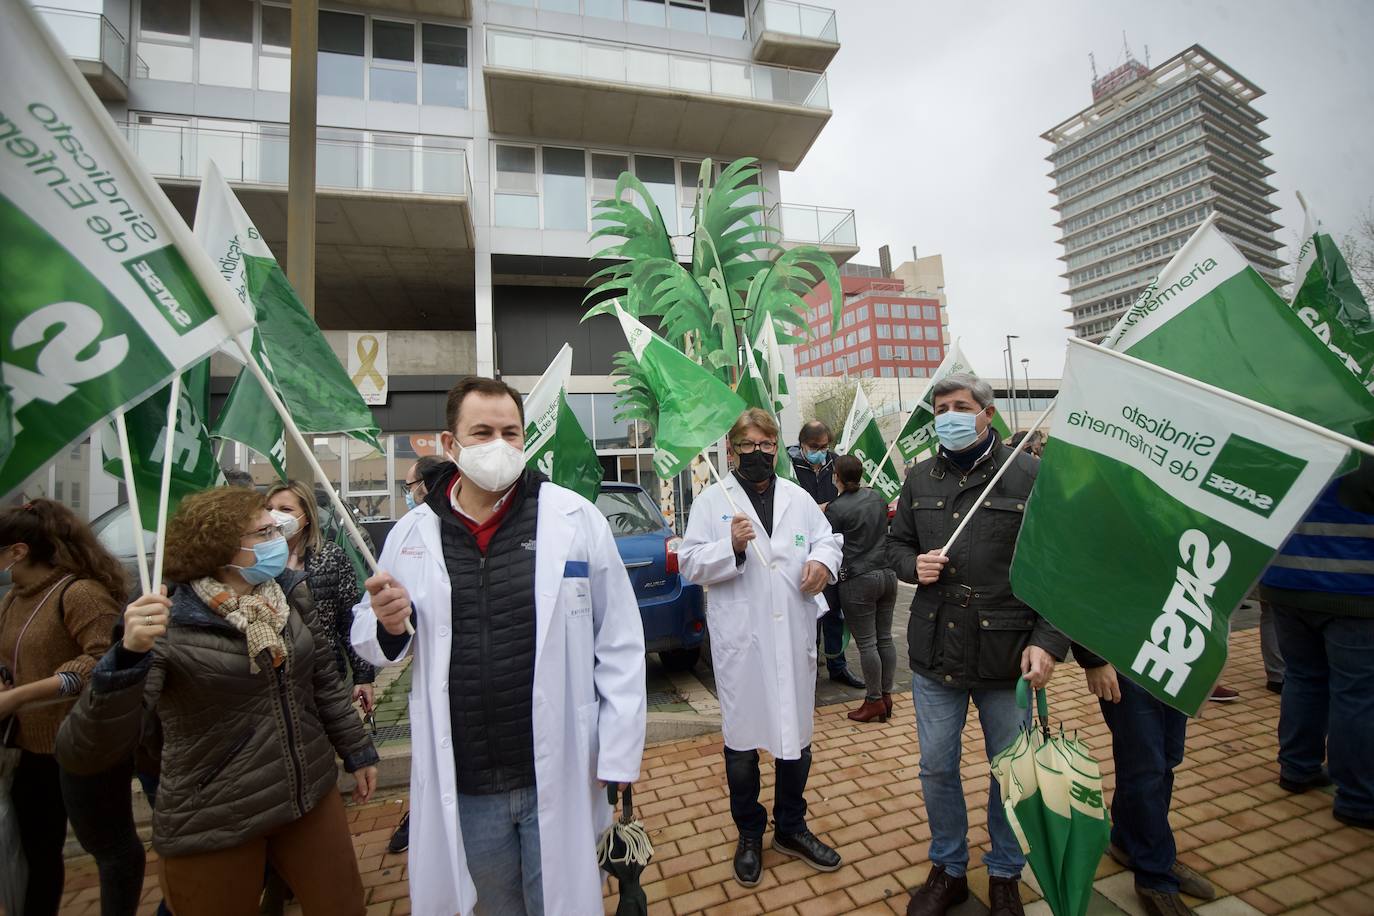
[
  {"xmin": 733, "ymin": 440, "xmax": 778, "ymax": 455},
  {"xmin": 400, "ymin": 480, "xmax": 423, "ymax": 494},
  {"xmin": 241, "ymin": 524, "xmax": 284, "ymax": 544}
]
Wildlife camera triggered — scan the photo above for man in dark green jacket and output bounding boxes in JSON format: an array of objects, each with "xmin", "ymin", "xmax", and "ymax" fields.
[{"xmin": 886, "ymin": 372, "xmax": 1068, "ymax": 916}]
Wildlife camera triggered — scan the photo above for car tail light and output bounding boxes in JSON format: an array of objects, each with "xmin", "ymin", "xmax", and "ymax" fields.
[{"xmin": 665, "ymin": 536, "xmax": 682, "ymax": 575}]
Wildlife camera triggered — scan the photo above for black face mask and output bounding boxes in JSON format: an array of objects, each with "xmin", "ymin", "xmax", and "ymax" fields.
[{"xmin": 735, "ymin": 450, "xmax": 776, "ymax": 484}]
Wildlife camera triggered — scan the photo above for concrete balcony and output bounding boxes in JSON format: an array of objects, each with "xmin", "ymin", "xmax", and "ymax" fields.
[
  {"xmin": 484, "ymin": 28, "xmax": 831, "ymax": 171},
  {"xmin": 748, "ymin": 0, "xmax": 839, "ymax": 72},
  {"xmin": 766, "ymin": 203, "xmax": 859, "ymax": 266},
  {"xmin": 122, "ymin": 121, "xmax": 476, "ymax": 330},
  {"xmin": 37, "ymin": 6, "xmax": 131, "ymax": 100}
]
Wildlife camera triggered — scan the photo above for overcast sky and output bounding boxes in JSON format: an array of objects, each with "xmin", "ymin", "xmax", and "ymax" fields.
[{"xmin": 781, "ymin": 0, "xmax": 1374, "ymax": 379}]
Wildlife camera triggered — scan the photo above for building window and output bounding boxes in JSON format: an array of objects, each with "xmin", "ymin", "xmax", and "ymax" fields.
[
  {"xmin": 881, "ymin": 367, "xmax": 894, "ymax": 378},
  {"xmin": 139, "ymin": 0, "xmax": 193, "ymax": 81},
  {"xmin": 876, "ymin": 324, "xmax": 890, "ymax": 339},
  {"xmin": 628, "ymin": 0, "xmax": 667, "ymax": 27},
  {"xmin": 843, "ymin": 311, "xmax": 855, "ymax": 328},
  {"xmin": 847, "ymin": 353, "xmax": 858, "ymax": 369},
  {"xmin": 845, "ymin": 332, "xmax": 856, "ymax": 348},
  {"xmin": 319, "ymin": 10, "xmax": 365, "ymax": 98},
  {"xmin": 422, "ymin": 24, "xmax": 469, "ymax": 107},
  {"xmin": 823, "ymin": 359, "xmax": 833, "ymax": 374},
  {"xmin": 820, "ymin": 340, "xmax": 831, "ymax": 356},
  {"xmin": 875, "ymin": 302, "xmax": 888, "ymax": 318},
  {"xmin": 878, "ymin": 345, "xmax": 892, "ymax": 359},
  {"xmin": 542, "ymin": 146, "xmax": 588, "ymax": 230},
  {"xmin": 925, "ymin": 325, "xmax": 939, "ymax": 341},
  {"xmin": 669, "ymin": 0, "xmax": 707, "ymax": 33},
  {"xmin": 860, "ymin": 347, "xmax": 872, "ymax": 363},
  {"xmin": 926, "ymin": 346, "xmax": 942, "ymax": 361},
  {"xmin": 635, "ymin": 155, "xmax": 678, "ymax": 234},
  {"xmin": 494, "ymin": 144, "xmax": 539, "ymax": 228},
  {"xmin": 923, "ymin": 304, "xmax": 939, "ymax": 320},
  {"xmin": 858, "ymin": 326, "xmax": 870, "ymax": 342},
  {"xmin": 891, "ymin": 303, "xmax": 905, "ymax": 319},
  {"xmin": 707, "ymin": 0, "xmax": 747, "ymax": 38},
  {"xmin": 898, "ymin": 367, "xmax": 911, "ymax": 378},
  {"xmin": 856, "ymin": 305, "xmax": 869, "ymax": 321},
  {"xmin": 259, "ymin": 4, "xmax": 291, "ymax": 91},
  {"xmin": 895, "ymin": 345, "xmax": 908, "ymax": 360},
  {"xmin": 200, "ymin": 0, "xmax": 254, "ymax": 88},
  {"xmin": 893, "ymin": 324, "xmax": 906, "ymax": 340},
  {"xmin": 371, "ymin": 19, "xmax": 418, "ymax": 104}
]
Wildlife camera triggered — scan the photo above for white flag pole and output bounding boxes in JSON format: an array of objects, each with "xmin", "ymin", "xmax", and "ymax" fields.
[
  {"xmin": 231, "ymin": 335, "xmax": 414, "ymax": 635},
  {"xmin": 702, "ymin": 456, "xmax": 770, "ymax": 566},
  {"xmin": 936, "ymin": 398, "xmax": 1058, "ymax": 558},
  {"xmin": 1078, "ymin": 338, "xmax": 1374, "ymax": 458},
  {"xmin": 113, "ymin": 413, "xmax": 152, "ymax": 595},
  {"xmin": 150, "ymin": 374, "xmax": 182, "ymax": 587}
]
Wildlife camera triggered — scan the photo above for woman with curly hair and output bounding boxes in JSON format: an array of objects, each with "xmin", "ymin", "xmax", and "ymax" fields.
[
  {"xmin": 0, "ymin": 499, "xmax": 144, "ymax": 916},
  {"xmin": 266, "ymin": 481, "xmax": 375, "ymax": 712},
  {"xmin": 57, "ymin": 487, "xmax": 379, "ymax": 916}
]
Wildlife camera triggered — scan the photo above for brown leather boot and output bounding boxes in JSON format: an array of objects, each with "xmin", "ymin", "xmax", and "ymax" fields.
[
  {"xmin": 883, "ymin": 692, "xmax": 894, "ymax": 717},
  {"xmin": 907, "ymin": 865, "xmax": 969, "ymax": 916},
  {"xmin": 848, "ymin": 697, "xmax": 888, "ymax": 722}
]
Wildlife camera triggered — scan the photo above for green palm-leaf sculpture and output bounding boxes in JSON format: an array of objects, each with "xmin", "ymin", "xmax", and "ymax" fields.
[{"xmin": 584, "ymin": 157, "xmax": 843, "ymax": 429}]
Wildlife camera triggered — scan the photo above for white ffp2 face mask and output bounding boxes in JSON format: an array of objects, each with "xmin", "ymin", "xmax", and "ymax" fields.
[
  {"xmin": 456, "ymin": 439, "xmax": 526, "ymax": 493},
  {"xmin": 270, "ymin": 509, "xmax": 304, "ymax": 539}
]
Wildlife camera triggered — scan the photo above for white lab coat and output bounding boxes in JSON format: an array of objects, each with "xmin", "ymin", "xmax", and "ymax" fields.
[
  {"xmin": 351, "ymin": 482, "xmax": 647, "ymax": 916},
  {"xmin": 679, "ymin": 474, "xmax": 842, "ymax": 759}
]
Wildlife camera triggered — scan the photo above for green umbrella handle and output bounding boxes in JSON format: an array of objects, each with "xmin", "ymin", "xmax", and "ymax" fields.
[{"xmin": 1016, "ymin": 677, "xmax": 1051, "ymax": 738}]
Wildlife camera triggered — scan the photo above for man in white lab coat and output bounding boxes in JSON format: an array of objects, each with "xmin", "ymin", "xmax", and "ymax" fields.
[
  {"xmin": 352, "ymin": 376, "xmax": 647, "ymax": 916},
  {"xmin": 680, "ymin": 408, "xmax": 844, "ymax": 888}
]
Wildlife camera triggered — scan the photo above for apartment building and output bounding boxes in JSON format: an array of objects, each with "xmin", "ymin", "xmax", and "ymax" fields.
[
  {"xmin": 27, "ymin": 0, "xmax": 854, "ymax": 523},
  {"xmin": 1043, "ymin": 45, "xmax": 1284, "ymax": 342}
]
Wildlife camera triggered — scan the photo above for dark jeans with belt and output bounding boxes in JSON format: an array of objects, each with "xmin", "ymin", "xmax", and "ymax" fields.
[
  {"xmin": 1273, "ymin": 604, "xmax": 1374, "ymax": 821},
  {"xmin": 724, "ymin": 745, "xmax": 811, "ymax": 839},
  {"xmin": 818, "ymin": 585, "xmax": 850, "ymax": 676},
  {"xmin": 1099, "ymin": 676, "xmax": 1186, "ymax": 893}
]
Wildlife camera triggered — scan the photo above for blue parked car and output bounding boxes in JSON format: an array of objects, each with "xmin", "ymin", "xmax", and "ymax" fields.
[{"xmin": 594, "ymin": 482, "xmax": 706, "ymax": 671}]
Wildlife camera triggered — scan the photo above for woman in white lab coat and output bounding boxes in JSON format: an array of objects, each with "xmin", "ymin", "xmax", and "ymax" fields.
[
  {"xmin": 351, "ymin": 379, "xmax": 647, "ymax": 916},
  {"xmin": 679, "ymin": 408, "xmax": 844, "ymax": 889}
]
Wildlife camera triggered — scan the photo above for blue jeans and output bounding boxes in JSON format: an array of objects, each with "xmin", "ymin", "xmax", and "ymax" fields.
[
  {"xmin": 1099, "ymin": 675, "xmax": 1186, "ymax": 892},
  {"xmin": 457, "ymin": 786, "xmax": 544, "ymax": 916},
  {"xmin": 820, "ymin": 584, "xmax": 850, "ymax": 675},
  {"xmin": 911, "ymin": 673, "xmax": 1029, "ymax": 879},
  {"xmin": 1273, "ymin": 605, "xmax": 1374, "ymax": 821}
]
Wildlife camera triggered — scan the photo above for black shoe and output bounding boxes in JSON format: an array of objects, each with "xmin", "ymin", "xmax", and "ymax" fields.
[
  {"xmin": 829, "ymin": 668, "xmax": 865, "ymax": 689},
  {"xmin": 387, "ymin": 812, "xmax": 410, "ymax": 854},
  {"xmin": 1136, "ymin": 887, "xmax": 1195, "ymax": 916},
  {"xmin": 1266, "ymin": 680, "xmax": 1283, "ymax": 694},
  {"xmin": 772, "ymin": 828, "xmax": 841, "ymax": 872},
  {"xmin": 906, "ymin": 865, "xmax": 969, "ymax": 916},
  {"xmin": 1280, "ymin": 772, "xmax": 1334, "ymax": 794},
  {"xmin": 733, "ymin": 834, "xmax": 763, "ymax": 887},
  {"xmin": 1334, "ymin": 809, "xmax": 1374, "ymax": 830},
  {"xmin": 987, "ymin": 876, "xmax": 1024, "ymax": 916},
  {"xmin": 1108, "ymin": 844, "xmax": 1215, "ymax": 900}
]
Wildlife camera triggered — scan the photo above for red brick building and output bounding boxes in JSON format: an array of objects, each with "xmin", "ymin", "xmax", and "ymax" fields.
[{"xmin": 794, "ymin": 273, "xmax": 948, "ymax": 379}]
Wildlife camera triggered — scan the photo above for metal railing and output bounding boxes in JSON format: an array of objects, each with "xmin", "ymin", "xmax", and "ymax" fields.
[
  {"xmin": 486, "ymin": 27, "xmax": 830, "ymax": 109},
  {"xmin": 749, "ymin": 0, "xmax": 838, "ymax": 43},
  {"xmin": 36, "ymin": 6, "xmax": 129, "ymax": 80},
  {"xmin": 766, "ymin": 203, "xmax": 856, "ymax": 246},
  {"xmin": 120, "ymin": 121, "xmax": 472, "ymax": 198}
]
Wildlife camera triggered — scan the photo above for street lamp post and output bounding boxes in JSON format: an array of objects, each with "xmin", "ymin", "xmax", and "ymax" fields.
[
  {"xmin": 1004, "ymin": 334, "xmax": 1021, "ymax": 431},
  {"xmin": 1021, "ymin": 358, "xmax": 1032, "ymax": 428}
]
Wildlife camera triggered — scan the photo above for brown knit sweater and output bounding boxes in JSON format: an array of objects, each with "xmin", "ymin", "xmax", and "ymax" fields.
[{"xmin": 0, "ymin": 571, "xmax": 120, "ymax": 754}]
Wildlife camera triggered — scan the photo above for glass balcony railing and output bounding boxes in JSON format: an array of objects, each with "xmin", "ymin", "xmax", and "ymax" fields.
[
  {"xmin": 486, "ymin": 27, "xmax": 830, "ymax": 109},
  {"xmin": 768, "ymin": 203, "xmax": 856, "ymax": 247},
  {"xmin": 120, "ymin": 122, "xmax": 472, "ymax": 199},
  {"xmin": 36, "ymin": 6, "xmax": 130, "ymax": 80},
  {"xmin": 749, "ymin": 0, "xmax": 838, "ymax": 43}
]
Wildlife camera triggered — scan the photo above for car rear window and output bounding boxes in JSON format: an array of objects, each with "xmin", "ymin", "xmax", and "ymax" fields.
[{"xmin": 596, "ymin": 488, "xmax": 665, "ymax": 537}]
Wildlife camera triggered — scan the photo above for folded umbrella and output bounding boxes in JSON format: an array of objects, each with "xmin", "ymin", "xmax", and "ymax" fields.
[
  {"xmin": 990, "ymin": 679, "xmax": 1111, "ymax": 916},
  {"xmin": 598, "ymin": 783, "xmax": 653, "ymax": 916}
]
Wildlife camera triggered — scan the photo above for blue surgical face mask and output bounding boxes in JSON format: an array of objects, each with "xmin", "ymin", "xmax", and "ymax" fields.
[
  {"xmin": 232, "ymin": 536, "xmax": 288, "ymax": 585},
  {"xmin": 404, "ymin": 491, "xmax": 417, "ymax": 512},
  {"xmin": 805, "ymin": 448, "xmax": 827, "ymax": 465},
  {"xmin": 935, "ymin": 411, "xmax": 982, "ymax": 452}
]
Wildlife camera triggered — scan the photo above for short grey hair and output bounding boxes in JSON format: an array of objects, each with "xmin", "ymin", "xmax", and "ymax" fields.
[{"xmin": 931, "ymin": 372, "xmax": 994, "ymax": 409}]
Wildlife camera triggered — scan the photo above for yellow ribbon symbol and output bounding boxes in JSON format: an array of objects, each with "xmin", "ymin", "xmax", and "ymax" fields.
[{"xmin": 351, "ymin": 335, "xmax": 385, "ymax": 390}]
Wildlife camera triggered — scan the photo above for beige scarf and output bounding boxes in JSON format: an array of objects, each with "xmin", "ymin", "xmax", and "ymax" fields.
[{"xmin": 191, "ymin": 577, "xmax": 291, "ymax": 673}]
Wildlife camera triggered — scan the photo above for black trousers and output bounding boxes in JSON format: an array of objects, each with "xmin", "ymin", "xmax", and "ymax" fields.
[
  {"xmin": 12, "ymin": 750, "xmax": 146, "ymax": 916},
  {"xmin": 724, "ymin": 745, "xmax": 811, "ymax": 838}
]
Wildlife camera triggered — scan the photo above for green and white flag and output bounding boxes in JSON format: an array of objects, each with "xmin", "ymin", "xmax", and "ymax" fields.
[
  {"xmin": 1290, "ymin": 196, "xmax": 1374, "ymax": 394},
  {"xmin": 523, "ymin": 343, "xmax": 603, "ymax": 503},
  {"xmin": 614, "ymin": 304, "xmax": 746, "ymax": 479},
  {"xmin": 100, "ymin": 361, "xmax": 222, "ymax": 528},
  {"xmin": 0, "ymin": 3, "xmax": 252, "ymax": 497},
  {"xmin": 837, "ymin": 384, "xmax": 902, "ymax": 502},
  {"xmin": 754, "ymin": 319, "xmax": 791, "ymax": 415},
  {"xmin": 196, "ymin": 163, "xmax": 381, "ymax": 476},
  {"xmin": 735, "ymin": 338, "xmax": 796, "ymax": 483},
  {"xmin": 1102, "ymin": 215, "xmax": 1374, "ymax": 446},
  {"xmin": 1012, "ymin": 340, "xmax": 1351, "ymax": 715},
  {"xmin": 893, "ymin": 341, "xmax": 1011, "ymax": 462}
]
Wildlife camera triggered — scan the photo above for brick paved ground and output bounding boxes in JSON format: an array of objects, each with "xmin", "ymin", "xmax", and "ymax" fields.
[{"xmin": 56, "ymin": 629, "xmax": 1374, "ymax": 915}]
